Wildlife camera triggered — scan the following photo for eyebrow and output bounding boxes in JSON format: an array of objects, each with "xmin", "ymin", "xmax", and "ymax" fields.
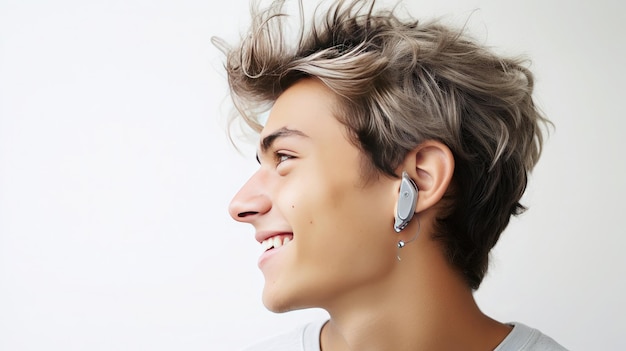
[{"xmin": 256, "ymin": 127, "xmax": 309, "ymax": 162}]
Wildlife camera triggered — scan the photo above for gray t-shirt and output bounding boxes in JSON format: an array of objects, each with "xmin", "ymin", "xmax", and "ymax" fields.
[{"xmin": 243, "ymin": 319, "xmax": 568, "ymax": 350}]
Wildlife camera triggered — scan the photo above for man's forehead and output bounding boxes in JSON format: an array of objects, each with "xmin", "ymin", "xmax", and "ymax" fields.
[{"xmin": 257, "ymin": 78, "xmax": 344, "ymax": 146}]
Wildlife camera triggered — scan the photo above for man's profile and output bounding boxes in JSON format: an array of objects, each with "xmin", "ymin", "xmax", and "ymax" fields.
[{"xmin": 214, "ymin": 0, "xmax": 568, "ymax": 349}]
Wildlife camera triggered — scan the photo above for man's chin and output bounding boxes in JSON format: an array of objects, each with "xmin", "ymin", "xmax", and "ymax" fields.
[
  {"xmin": 261, "ymin": 288, "xmax": 305, "ymax": 313},
  {"xmin": 262, "ymin": 293, "xmax": 293, "ymax": 313}
]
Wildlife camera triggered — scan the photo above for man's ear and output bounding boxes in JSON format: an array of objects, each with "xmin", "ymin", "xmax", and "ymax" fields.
[{"xmin": 399, "ymin": 140, "xmax": 455, "ymax": 213}]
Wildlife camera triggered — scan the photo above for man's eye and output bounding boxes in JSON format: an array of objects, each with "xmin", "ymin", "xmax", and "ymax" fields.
[{"xmin": 275, "ymin": 152, "xmax": 293, "ymax": 166}]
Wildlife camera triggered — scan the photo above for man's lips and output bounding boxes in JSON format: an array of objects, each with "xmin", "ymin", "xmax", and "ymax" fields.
[{"xmin": 257, "ymin": 232, "xmax": 294, "ymax": 268}]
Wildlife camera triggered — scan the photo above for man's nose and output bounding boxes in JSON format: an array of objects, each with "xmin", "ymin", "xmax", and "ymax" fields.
[{"xmin": 228, "ymin": 170, "xmax": 272, "ymax": 223}]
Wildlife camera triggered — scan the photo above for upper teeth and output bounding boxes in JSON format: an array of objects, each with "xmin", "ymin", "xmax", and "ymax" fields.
[{"xmin": 262, "ymin": 235, "xmax": 291, "ymax": 251}]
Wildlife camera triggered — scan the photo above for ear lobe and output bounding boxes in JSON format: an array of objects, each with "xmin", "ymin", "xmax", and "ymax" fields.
[{"xmin": 400, "ymin": 140, "xmax": 455, "ymax": 214}]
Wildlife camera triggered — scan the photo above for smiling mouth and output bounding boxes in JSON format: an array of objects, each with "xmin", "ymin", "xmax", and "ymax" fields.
[{"xmin": 261, "ymin": 234, "xmax": 294, "ymax": 252}]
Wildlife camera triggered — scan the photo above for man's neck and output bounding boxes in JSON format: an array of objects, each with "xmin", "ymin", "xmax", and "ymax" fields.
[{"xmin": 319, "ymin": 239, "xmax": 512, "ymax": 351}]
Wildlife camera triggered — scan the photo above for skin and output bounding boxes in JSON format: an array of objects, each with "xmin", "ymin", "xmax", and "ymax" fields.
[{"xmin": 229, "ymin": 78, "xmax": 512, "ymax": 351}]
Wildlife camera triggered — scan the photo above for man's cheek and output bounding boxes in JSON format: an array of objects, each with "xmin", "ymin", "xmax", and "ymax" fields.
[{"xmin": 276, "ymin": 184, "xmax": 312, "ymax": 224}]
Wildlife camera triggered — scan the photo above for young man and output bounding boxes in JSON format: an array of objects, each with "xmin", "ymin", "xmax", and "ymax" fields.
[{"xmin": 216, "ymin": 0, "xmax": 567, "ymax": 350}]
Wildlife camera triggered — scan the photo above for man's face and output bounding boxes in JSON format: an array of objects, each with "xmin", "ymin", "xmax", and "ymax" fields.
[{"xmin": 229, "ymin": 78, "xmax": 400, "ymax": 312}]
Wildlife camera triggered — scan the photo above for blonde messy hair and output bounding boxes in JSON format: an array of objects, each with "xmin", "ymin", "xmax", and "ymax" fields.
[{"xmin": 213, "ymin": 0, "xmax": 550, "ymax": 289}]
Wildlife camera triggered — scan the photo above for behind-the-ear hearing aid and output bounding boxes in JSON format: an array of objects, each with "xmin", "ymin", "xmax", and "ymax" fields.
[{"xmin": 394, "ymin": 171, "xmax": 418, "ymax": 232}]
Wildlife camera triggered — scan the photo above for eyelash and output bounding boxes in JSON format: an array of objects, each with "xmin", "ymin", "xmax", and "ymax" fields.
[{"xmin": 274, "ymin": 152, "xmax": 294, "ymax": 166}]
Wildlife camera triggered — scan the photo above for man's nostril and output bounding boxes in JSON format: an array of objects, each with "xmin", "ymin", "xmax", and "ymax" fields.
[{"xmin": 238, "ymin": 211, "xmax": 258, "ymax": 218}]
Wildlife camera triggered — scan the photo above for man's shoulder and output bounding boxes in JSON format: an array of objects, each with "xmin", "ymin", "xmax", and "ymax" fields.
[
  {"xmin": 242, "ymin": 319, "xmax": 326, "ymax": 351},
  {"xmin": 495, "ymin": 322, "xmax": 568, "ymax": 351}
]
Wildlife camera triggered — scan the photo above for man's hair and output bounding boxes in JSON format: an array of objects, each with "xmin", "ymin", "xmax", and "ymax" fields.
[{"xmin": 214, "ymin": 0, "xmax": 550, "ymax": 289}]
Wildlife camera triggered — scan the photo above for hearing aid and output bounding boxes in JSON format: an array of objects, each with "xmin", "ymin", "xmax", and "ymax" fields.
[{"xmin": 394, "ymin": 171, "xmax": 418, "ymax": 232}]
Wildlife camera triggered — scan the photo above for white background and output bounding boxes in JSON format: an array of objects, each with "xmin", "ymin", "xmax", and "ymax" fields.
[{"xmin": 1, "ymin": 0, "xmax": 624, "ymax": 350}]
